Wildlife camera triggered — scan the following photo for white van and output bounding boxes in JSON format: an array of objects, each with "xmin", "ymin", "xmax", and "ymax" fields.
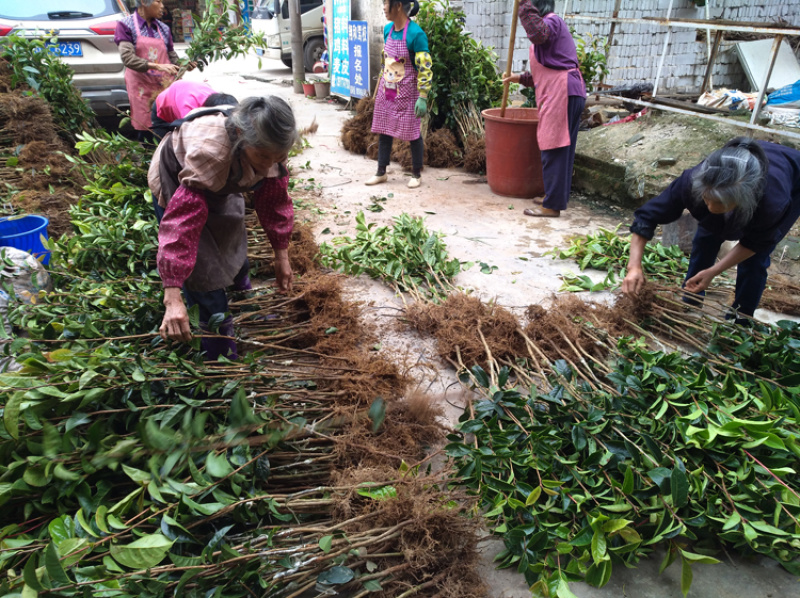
[{"xmin": 252, "ymin": 0, "xmax": 324, "ymax": 72}]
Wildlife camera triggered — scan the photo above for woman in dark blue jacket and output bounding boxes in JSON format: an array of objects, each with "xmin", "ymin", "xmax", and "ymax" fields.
[{"xmin": 622, "ymin": 137, "xmax": 800, "ymax": 319}]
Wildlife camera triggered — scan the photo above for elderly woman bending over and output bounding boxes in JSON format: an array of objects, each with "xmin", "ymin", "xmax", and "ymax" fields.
[
  {"xmin": 622, "ymin": 138, "xmax": 800, "ymax": 322},
  {"xmin": 115, "ymin": 0, "xmax": 180, "ymax": 136},
  {"xmin": 149, "ymin": 96, "xmax": 298, "ymax": 360}
]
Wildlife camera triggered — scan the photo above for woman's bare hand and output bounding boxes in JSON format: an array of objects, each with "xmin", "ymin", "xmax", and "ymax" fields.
[{"xmin": 160, "ymin": 287, "xmax": 192, "ymax": 341}]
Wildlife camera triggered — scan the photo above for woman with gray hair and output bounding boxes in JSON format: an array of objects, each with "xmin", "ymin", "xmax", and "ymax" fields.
[
  {"xmin": 115, "ymin": 0, "xmax": 181, "ymax": 139},
  {"xmin": 148, "ymin": 96, "xmax": 299, "ymax": 360},
  {"xmin": 622, "ymin": 138, "xmax": 800, "ymax": 321}
]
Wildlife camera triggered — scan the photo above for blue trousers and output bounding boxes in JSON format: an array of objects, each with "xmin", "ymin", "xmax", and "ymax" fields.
[
  {"xmin": 541, "ymin": 95, "xmax": 586, "ymax": 211},
  {"xmin": 685, "ymin": 227, "xmax": 771, "ymax": 317}
]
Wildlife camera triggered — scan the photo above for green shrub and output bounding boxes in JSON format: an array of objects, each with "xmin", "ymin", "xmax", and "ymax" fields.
[
  {"xmin": 416, "ymin": 0, "xmax": 504, "ymax": 133},
  {"xmin": 1, "ymin": 34, "xmax": 95, "ymax": 141}
]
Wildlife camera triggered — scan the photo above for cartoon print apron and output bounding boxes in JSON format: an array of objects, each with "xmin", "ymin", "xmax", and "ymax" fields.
[
  {"xmin": 529, "ymin": 29, "xmax": 582, "ymax": 151},
  {"xmin": 125, "ymin": 12, "xmax": 172, "ymax": 131},
  {"xmin": 371, "ymin": 21, "xmax": 420, "ymax": 142}
]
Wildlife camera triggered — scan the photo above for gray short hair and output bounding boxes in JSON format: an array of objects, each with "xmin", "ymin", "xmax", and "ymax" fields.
[
  {"xmin": 227, "ymin": 96, "xmax": 298, "ymax": 156},
  {"xmin": 691, "ymin": 137, "xmax": 768, "ymax": 226},
  {"xmin": 532, "ymin": 0, "xmax": 556, "ymax": 16}
]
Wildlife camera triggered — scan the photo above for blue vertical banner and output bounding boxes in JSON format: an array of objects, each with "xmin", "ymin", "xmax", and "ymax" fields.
[
  {"xmin": 347, "ymin": 20, "xmax": 369, "ymax": 99},
  {"xmin": 239, "ymin": 0, "xmax": 251, "ymax": 31},
  {"xmin": 330, "ymin": 0, "xmax": 351, "ymax": 98}
]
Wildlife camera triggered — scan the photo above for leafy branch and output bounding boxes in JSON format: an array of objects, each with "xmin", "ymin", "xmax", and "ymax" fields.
[{"xmin": 319, "ymin": 211, "xmax": 470, "ymax": 301}]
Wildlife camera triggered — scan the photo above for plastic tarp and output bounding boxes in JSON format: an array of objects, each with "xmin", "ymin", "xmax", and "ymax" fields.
[
  {"xmin": 766, "ymin": 79, "xmax": 800, "ymax": 108},
  {"xmin": 697, "ymin": 88, "xmax": 759, "ymax": 111}
]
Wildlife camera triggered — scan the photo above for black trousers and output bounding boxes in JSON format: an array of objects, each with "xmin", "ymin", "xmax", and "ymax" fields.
[{"xmin": 377, "ymin": 134, "xmax": 424, "ymax": 176}]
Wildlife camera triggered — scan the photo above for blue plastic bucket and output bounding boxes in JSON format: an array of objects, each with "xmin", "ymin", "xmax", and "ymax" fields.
[{"xmin": 0, "ymin": 215, "xmax": 51, "ymax": 266}]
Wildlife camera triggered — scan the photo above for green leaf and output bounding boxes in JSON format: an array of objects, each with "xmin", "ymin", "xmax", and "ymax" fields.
[
  {"xmin": 205, "ymin": 452, "xmax": 234, "ymax": 479},
  {"xmin": 585, "ymin": 560, "xmax": 612, "ymax": 588},
  {"xmin": 622, "ymin": 465, "xmax": 634, "ymax": 495},
  {"xmin": 23, "ymin": 465, "xmax": 49, "ymax": 487},
  {"xmin": 748, "ymin": 520, "xmax": 788, "ymax": 536},
  {"xmin": 45, "ymin": 542, "xmax": 71, "ymax": 586},
  {"xmin": 75, "ymin": 510, "xmax": 99, "ymax": 538},
  {"xmin": 78, "ymin": 369, "xmax": 99, "ymax": 390},
  {"xmin": 368, "ymin": 397, "xmax": 386, "ymax": 434},
  {"xmin": 362, "ymin": 579, "xmax": 382, "ymax": 591},
  {"xmin": 356, "ymin": 484, "xmax": 397, "ymax": 501},
  {"xmin": 57, "ymin": 538, "xmax": 89, "ymax": 567},
  {"xmin": 48, "ymin": 516, "xmax": 73, "ymax": 544},
  {"xmin": 319, "ymin": 535, "xmax": 333, "ymax": 553},
  {"xmin": 53, "ymin": 463, "xmax": 80, "ymax": 482},
  {"xmin": 648, "ymin": 467, "xmax": 671, "ymax": 493},
  {"xmin": 681, "ymin": 557, "xmax": 693, "ymax": 598},
  {"xmin": 181, "ymin": 495, "xmax": 227, "ymax": 516},
  {"xmin": 121, "ymin": 464, "xmax": 152, "ymax": 485},
  {"xmin": 23, "ymin": 552, "xmax": 45, "ymax": 592},
  {"xmin": 4, "ymin": 393, "xmax": 23, "ymax": 439},
  {"xmin": 602, "ymin": 519, "xmax": 632, "ymax": 534},
  {"xmin": 557, "ymin": 578, "xmax": 580, "ymax": 598},
  {"xmin": 110, "ymin": 534, "xmax": 174, "ymax": 570},
  {"xmin": 671, "ymin": 468, "xmax": 689, "ymax": 508},
  {"xmin": 679, "ymin": 549, "xmax": 720, "ymax": 565},
  {"xmin": 317, "ymin": 565, "xmax": 355, "ymax": 585},
  {"xmin": 471, "ymin": 365, "xmax": 490, "ymax": 388},
  {"xmin": 525, "ymin": 486, "xmax": 542, "ymax": 506},
  {"xmin": 722, "ymin": 512, "xmax": 741, "ymax": 531},
  {"xmin": 591, "ymin": 530, "xmax": 607, "ymax": 564}
]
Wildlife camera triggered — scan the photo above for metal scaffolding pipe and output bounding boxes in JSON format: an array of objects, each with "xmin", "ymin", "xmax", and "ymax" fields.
[
  {"xmin": 652, "ymin": 0, "xmax": 675, "ymax": 98},
  {"xmin": 564, "ymin": 14, "xmax": 800, "ymax": 37},
  {"xmin": 600, "ymin": 95, "xmax": 800, "ymax": 142}
]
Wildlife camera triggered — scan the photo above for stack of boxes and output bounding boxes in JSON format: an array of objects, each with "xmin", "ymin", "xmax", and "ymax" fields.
[
  {"xmin": 160, "ymin": 0, "xmax": 201, "ymax": 43},
  {"xmin": 181, "ymin": 10, "xmax": 194, "ymax": 42}
]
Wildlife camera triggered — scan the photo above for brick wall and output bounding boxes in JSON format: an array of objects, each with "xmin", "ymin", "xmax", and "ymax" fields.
[{"xmin": 461, "ymin": 0, "xmax": 799, "ymax": 93}]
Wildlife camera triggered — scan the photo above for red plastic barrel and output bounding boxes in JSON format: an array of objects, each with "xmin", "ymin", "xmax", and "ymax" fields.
[{"xmin": 482, "ymin": 107, "xmax": 545, "ymax": 199}]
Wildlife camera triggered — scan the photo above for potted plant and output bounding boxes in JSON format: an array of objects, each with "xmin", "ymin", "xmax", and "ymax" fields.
[
  {"xmin": 314, "ymin": 78, "xmax": 330, "ymax": 98},
  {"xmin": 302, "ymin": 80, "xmax": 317, "ymax": 97}
]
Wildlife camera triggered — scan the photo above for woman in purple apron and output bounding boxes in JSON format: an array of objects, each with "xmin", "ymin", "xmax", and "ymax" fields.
[
  {"xmin": 367, "ymin": 0, "xmax": 433, "ymax": 189},
  {"xmin": 503, "ymin": 0, "xmax": 586, "ymax": 217},
  {"xmin": 115, "ymin": 0, "xmax": 180, "ymax": 141}
]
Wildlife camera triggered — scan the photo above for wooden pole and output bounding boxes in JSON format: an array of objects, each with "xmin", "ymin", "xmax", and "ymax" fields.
[
  {"xmin": 500, "ymin": 0, "xmax": 522, "ymax": 118},
  {"xmin": 700, "ymin": 30, "xmax": 723, "ymax": 95},
  {"xmin": 749, "ymin": 34, "xmax": 783, "ymax": 128},
  {"xmin": 290, "ymin": 0, "xmax": 304, "ymax": 94}
]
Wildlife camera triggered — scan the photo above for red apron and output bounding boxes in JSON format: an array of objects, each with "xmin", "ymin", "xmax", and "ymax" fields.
[
  {"xmin": 371, "ymin": 21, "xmax": 421, "ymax": 142},
  {"xmin": 125, "ymin": 12, "xmax": 172, "ymax": 131},
  {"xmin": 529, "ymin": 43, "xmax": 580, "ymax": 151}
]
